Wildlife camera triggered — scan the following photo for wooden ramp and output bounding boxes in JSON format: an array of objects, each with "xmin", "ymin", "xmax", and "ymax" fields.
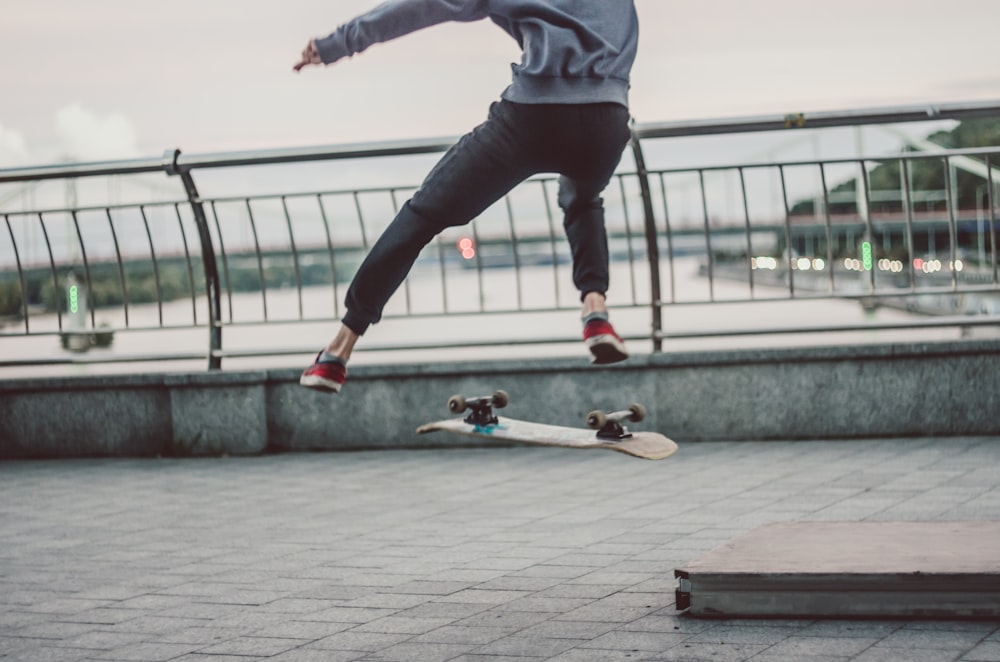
[{"xmin": 675, "ymin": 521, "xmax": 1000, "ymax": 618}]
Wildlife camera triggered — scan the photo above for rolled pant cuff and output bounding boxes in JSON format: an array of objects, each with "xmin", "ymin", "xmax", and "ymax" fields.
[{"xmin": 341, "ymin": 311, "xmax": 371, "ymax": 337}]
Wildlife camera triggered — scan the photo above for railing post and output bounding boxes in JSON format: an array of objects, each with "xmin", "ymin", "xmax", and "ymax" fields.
[
  {"xmin": 165, "ymin": 149, "xmax": 223, "ymax": 370},
  {"xmin": 629, "ymin": 131, "xmax": 663, "ymax": 352}
]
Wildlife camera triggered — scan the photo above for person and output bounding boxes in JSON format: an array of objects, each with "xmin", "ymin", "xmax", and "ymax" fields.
[{"xmin": 295, "ymin": 0, "xmax": 638, "ymax": 394}]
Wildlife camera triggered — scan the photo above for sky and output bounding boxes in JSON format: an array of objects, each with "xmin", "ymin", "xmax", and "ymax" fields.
[{"xmin": 1, "ymin": 0, "xmax": 999, "ymax": 168}]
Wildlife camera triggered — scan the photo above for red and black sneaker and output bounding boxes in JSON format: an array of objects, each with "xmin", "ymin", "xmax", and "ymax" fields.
[
  {"xmin": 584, "ymin": 319, "xmax": 629, "ymax": 365},
  {"xmin": 299, "ymin": 353, "xmax": 347, "ymax": 393}
]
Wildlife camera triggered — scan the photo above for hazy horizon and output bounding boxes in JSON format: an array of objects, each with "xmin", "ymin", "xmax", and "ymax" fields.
[{"xmin": 2, "ymin": 0, "xmax": 999, "ymax": 169}]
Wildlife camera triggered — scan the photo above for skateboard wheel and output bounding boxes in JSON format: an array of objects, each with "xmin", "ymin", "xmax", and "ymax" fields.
[
  {"xmin": 492, "ymin": 390, "xmax": 509, "ymax": 408},
  {"xmin": 628, "ymin": 403, "xmax": 647, "ymax": 422},
  {"xmin": 586, "ymin": 410, "xmax": 608, "ymax": 430},
  {"xmin": 448, "ymin": 395, "xmax": 467, "ymax": 413}
]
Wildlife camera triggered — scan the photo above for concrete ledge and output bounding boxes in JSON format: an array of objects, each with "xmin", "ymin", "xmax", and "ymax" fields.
[
  {"xmin": 2, "ymin": 339, "xmax": 999, "ymax": 458},
  {"xmin": 0, "ymin": 372, "xmax": 267, "ymax": 458},
  {"xmin": 168, "ymin": 373, "xmax": 268, "ymax": 456}
]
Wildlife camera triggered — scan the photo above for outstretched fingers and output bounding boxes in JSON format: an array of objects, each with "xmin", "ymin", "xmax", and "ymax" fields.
[{"xmin": 293, "ymin": 40, "xmax": 321, "ymax": 72}]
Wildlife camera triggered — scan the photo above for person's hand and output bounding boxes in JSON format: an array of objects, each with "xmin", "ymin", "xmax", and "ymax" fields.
[{"xmin": 293, "ymin": 40, "xmax": 321, "ymax": 72}]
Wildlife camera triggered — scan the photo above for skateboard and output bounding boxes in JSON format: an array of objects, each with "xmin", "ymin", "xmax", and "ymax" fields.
[{"xmin": 416, "ymin": 390, "xmax": 678, "ymax": 460}]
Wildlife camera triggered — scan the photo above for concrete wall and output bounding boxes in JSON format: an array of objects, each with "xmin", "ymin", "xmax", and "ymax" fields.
[{"xmin": 2, "ymin": 339, "xmax": 998, "ymax": 458}]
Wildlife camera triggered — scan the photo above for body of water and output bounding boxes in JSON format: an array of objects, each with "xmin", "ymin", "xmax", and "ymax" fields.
[{"xmin": 3, "ymin": 256, "xmax": 991, "ymax": 380}]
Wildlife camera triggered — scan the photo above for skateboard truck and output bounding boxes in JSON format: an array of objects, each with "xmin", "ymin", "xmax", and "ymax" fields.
[
  {"xmin": 586, "ymin": 403, "xmax": 647, "ymax": 441},
  {"xmin": 448, "ymin": 390, "xmax": 509, "ymax": 427}
]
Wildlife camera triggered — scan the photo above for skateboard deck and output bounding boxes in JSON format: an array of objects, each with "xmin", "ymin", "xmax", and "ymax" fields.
[{"xmin": 417, "ymin": 391, "xmax": 678, "ymax": 461}]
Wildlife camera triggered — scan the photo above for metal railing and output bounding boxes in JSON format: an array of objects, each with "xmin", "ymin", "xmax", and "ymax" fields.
[{"xmin": 2, "ymin": 100, "xmax": 999, "ymax": 370}]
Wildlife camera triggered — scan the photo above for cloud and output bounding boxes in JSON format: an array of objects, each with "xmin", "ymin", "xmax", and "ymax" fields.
[
  {"xmin": 0, "ymin": 121, "xmax": 29, "ymax": 167},
  {"xmin": 54, "ymin": 103, "xmax": 139, "ymax": 161}
]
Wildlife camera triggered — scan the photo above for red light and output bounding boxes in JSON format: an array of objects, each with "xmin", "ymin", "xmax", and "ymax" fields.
[
  {"xmin": 457, "ymin": 237, "xmax": 476, "ymax": 260},
  {"xmin": 913, "ymin": 258, "xmax": 924, "ymax": 270}
]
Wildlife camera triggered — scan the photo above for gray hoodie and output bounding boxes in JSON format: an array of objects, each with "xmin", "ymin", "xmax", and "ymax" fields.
[{"xmin": 313, "ymin": 0, "xmax": 637, "ymax": 107}]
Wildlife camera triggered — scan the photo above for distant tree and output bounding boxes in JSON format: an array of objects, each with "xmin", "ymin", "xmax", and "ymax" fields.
[{"xmin": 791, "ymin": 118, "xmax": 1000, "ymax": 216}]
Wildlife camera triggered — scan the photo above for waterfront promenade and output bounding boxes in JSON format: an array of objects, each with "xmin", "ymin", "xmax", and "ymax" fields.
[{"xmin": 2, "ymin": 436, "xmax": 999, "ymax": 661}]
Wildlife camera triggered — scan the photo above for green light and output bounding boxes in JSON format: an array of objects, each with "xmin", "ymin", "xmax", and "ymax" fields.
[
  {"xmin": 69, "ymin": 285, "xmax": 79, "ymax": 314},
  {"xmin": 861, "ymin": 242, "xmax": 873, "ymax": 271}
]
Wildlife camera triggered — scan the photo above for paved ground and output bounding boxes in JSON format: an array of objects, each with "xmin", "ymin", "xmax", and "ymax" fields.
[{"xmin": 2, "ymin": 437, "xmax": 999, "ymax": 661}]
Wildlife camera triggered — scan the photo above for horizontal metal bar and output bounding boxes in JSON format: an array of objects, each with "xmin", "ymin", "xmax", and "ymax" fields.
[
  {"xmin": 646, "ymin": 146, "xmax": 1000, "ymax": 177},
  {"xmin": 0, "ymin": 352, "xmax": 211, "ymax": 367},
  {"xmin": 0, "ymin": 155, "xmax": 170, "ymax": 184},
  {"xmin": 1, "ymin": 198, "xmax": 186, "ymax": 217},
  {"xmin": 3, "ymin": 100, "xmax": 997, "ymax": 184},
  {"xmin": 636, "ymin": 100, "xmax": 1000, "ymax": 139},
  {"xmin": 174, "ymin": 136, "xmax": 457, "ymax": 171}
]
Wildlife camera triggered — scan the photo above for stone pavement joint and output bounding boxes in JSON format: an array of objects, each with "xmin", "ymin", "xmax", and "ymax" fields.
[{"xmin": 1, "ymin": 437, "xmax": 999, "ymax": 661}]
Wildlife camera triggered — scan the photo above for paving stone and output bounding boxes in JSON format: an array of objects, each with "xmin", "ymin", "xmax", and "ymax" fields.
[
  {"xmin": 255, "ymin": 598, "xmax": 345, "ymax": 615},
  {"xmin": 963, "ymin": 641, "xmax": 1000, "ymax": 661},
  {"xmin": 246, "ymin": 620, "xmax": 355, "ymax": 640},
  {"xmin": 437, "ymin": 589, "xmax": 531, "ymax": 605},
  {"xmin": 98, "ymin": 615, "xmax": 208, "ymax": 635},
  {"xmin": 195, "ymin": 635, "xmax": 307, "ymax": 656},
  {"xmin": 52, "ymin": 608, "xmax": 144, "ymax": 626},
  {"xmin": 796, "ymin": 621, "xmax": 905, "ymax": 639},
  {"xmin": 148, "ymin": 625, "xmax": 254, "ymax": 645},
  {"xmin": 455, "ymin": 609, "xmax": 560, "ymax": 630},
  {"xmin": 393, "ymin": 602, "xmax": 491, "ymax": 620},
  {"xmin": 24, "ymin": 599, "xmax": 117, "ymax": 616},
  {"xmin": 410, "ymin": 625, "xmax": 515, "ymax": 645},
  {"xmin": 268, "ymin": 648, "xmax": 366, "ymax": 661},
  {"xmin": 0, "ymin": 637, "xmax": 63, "ymax": 655},
  {"xmin": 304, "ymin": 606, "xmax": 397, "ymax": 624},
  {"xmin": 58, "ymin": 630, "xmax": 148, "ymax": 650},
  {"xmin": 578, "ymin": 629, "xmax": 689, "ymax": 652},
  {"xmin": 1, "ymin": 646, "xmax": 98, "ymax": 662},
  {"xmin": 904, "ymin": 621, "xmax": 999, "ymax": 633},
  {"xmin": 88, "ymin": 641, "xmax": 200, "ymax": 660},
  {"xmin": 307, "ymin": 629, "xmax": 411, "ymax": 652},
  {"xmin": 362, "ymin": 641, "xmax": 474, "ymax": 661},
  {"xmin": 6, "ymin": 621, "xmax": 96, "ymax": 640},
  {"xmin": 654, "ymin": 641, "xmax": 769, "ymax": 661},
  {"xmin": 759, "ymin": 635, "xmax": 880, "ymax": 657},
  {"xmin": 853, "ymin": 647, "xmax": 962, "ymax": 662},
  {"xmin": 619, "ymin": 613, "xmax": 713, "ymax": 635},
  {"xmin": 493, "ymin": 597, "xmax": 593, "ymax": 614},
  {"xmin": 554, "ymin": 601, "xmax": 659, "ymax": 623},
  {"xmin": 351, "ymin": 615, "xmax": 455, "ymax": 635},
  {"xmin": 1, "ymin": 440, "xmax": 999, "ymax": 662},
  {"xmin": 685, "ymin": 624, "xmax": 797, "ymax": 646},
  {"xmin": 383, "ymin": 580, "xmax": 472, "ymax": 595},
  {"xmin": 750, "ymin": 654, "xmax": 851, "ymax": 662},
  {"xmin": 547, "ymin": 651, "xmax": 652, "ymax": 661},
  {"xmin": 471, "ymin": 634, "xmax": 587, "ymax": 658},
  {"xmin": 874, "ymin": 628, "xmax": 989, "ymax": 650}
]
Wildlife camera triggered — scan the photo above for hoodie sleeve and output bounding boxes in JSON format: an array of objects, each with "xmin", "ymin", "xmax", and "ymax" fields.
[{"xmin": 314, "ymin": 0, "xmax": 490, "ymax": 64}]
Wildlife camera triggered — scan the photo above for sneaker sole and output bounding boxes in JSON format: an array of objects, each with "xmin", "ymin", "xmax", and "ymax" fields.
[
  {"xmin": 299, "ymin": 374, "xmax": 343, "ymax": 393},
  {"xmin": 586, "ymin": 334, "xmax": 629, "ymax": 365}
]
